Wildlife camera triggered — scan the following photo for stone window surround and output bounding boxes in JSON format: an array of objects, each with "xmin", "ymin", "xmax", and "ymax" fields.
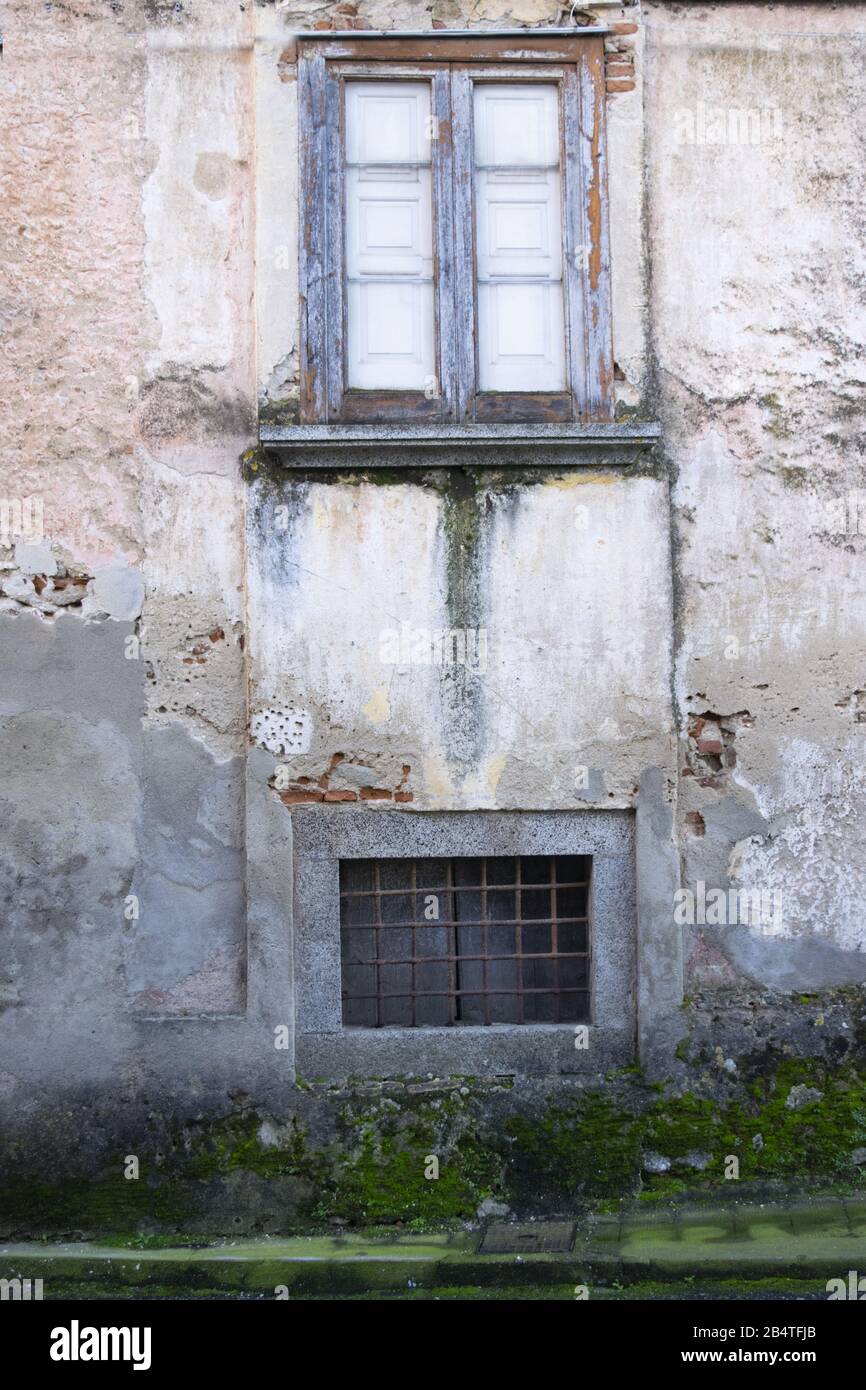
[
  {"xmin": 132, "ymin": 759, "xmax": 681, "ymax": 1084},
  {"xmin": 292, "ymin": 806, "xmax": 637, "ymax": 1078}
]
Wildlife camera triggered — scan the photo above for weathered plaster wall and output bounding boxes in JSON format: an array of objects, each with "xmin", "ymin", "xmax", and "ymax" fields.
[
  {"xmin": 1, "ymin": 0, "xmax": 255, "ymax": 1050},
  {"xmin": 247, "ymin": 472, "xmax": 673, "ymax": 810},
  {"xmin": 644, "ymin": 2, "xmax": 866, "ymax": 990}
]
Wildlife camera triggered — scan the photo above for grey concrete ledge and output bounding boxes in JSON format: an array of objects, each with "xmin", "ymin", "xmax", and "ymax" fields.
[
  {"xmin": 259, "ymin": 422, "xmax": 662, "ymax": 471},
  {"xmin": 296, "ymin": 1025, "xmax": 635, "ymax": 1081},
  {"xmin": 295, "ymin": 27, "xmax": 615, "ymax": 41}
]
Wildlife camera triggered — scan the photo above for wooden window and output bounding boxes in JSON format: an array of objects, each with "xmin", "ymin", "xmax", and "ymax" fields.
[{"xmin": 299, "ymin": 35, "xmax": 613, "ymax": 424}]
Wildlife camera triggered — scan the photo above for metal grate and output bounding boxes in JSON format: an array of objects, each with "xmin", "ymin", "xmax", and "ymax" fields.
[
  {"xmin": 479, "ymin": 1221, "xmax": 576, "ymax": 1254},
  {"xmin": 339, "ymin": 855, "xmax": 590, "ymax": 1028}
]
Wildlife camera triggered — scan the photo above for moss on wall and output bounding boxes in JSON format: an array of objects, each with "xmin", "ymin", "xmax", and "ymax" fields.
[
  {"xmin": 507, "ymin": 1059, "xmax": 866, "ymax": 1206},
  {"xmin": 4, "ymin": 1052, "xmax": 866, "ymax": 1239}
]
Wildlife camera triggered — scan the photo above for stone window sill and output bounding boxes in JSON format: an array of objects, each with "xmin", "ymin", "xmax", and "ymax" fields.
[{"xmin": 259, "ymin": 421, "xmax": 661, "ymax": 470}]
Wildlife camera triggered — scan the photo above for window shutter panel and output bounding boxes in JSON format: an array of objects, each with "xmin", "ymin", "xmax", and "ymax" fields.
[
  {"xmin": 345, "ymin": 82, "xmax": 435, "ymax": 391},
  {"xmin": 473, "ymin": 84, "xmax": 566, "ymax": 393}
]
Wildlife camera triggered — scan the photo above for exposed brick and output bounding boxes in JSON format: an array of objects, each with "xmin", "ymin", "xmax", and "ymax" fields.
[
  {"xmin": 696, "ymin": 738, "xmax": 723, "ymax": 757},
  {"xmin": 685, "ymin": 811, "xmax": 706, "ymax": 837},
  {"xmin": 324, "ymin": 789, "xmax": 358, "ymax": 802},
  {"xmin": 208, "ymin": 627, "xmax": 224, "ymax": 643},
  {"xmin": 316, "ymin": 752, "xmax": 347, "ymax": 790},
  {"xmin": 613, "ymin": 21, "xmax": 639, "ymax": 34},
  {"xmin": 394, "ymin": 791, "xmax": 414, "ymax": 804},
  {"xmin": 606, "ymin": 80, "xmax": 636, "ymax": 93},
  {"xmin": 359, "ymin": 787, "xmax": 392, "ymax": 801},
  {"xmin": 279, "ymin": 789, "xmax": 324, "ymax": 804}
]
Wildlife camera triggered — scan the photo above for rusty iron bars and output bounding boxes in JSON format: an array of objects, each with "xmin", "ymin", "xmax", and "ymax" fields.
[{"xmin": 340, "ymin": 854, "xmax": 591, "ymax": 1027}]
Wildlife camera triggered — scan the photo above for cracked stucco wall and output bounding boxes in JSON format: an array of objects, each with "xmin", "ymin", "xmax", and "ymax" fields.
[
  {"xmin": 247, "ymin": 472, "xmax": 674, "ymax": 811},
  {"xmin": 644, "ymin": 2, "xmax": 866, "ymax": 990},
  {"xmin": 1, "ymin": 0, "xmax": 254, "ymax": 1041}
]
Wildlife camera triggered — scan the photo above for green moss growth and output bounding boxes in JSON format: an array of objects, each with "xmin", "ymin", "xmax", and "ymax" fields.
[
  {"xmin": 639, "ymin": 1061, "xmax": 866, "ymax": 1196},
  {"xmin": 502, "ymin": 1060, "xmax": 866, "ymax": 1206},
  {"xmin": 312, "ymin": 1132, "xmax": 496, "ymax": 1226},
  {"xmin": 506, "ymin": 1094, "xmax": 643, "ymax": 1203},
  {"xmin": 312, "ymin": 1084, "xmax": 503, "ymax": 1225},
  {"xmin": 5, "ymin": 1056, "xmax": 866, "ymax": 1239},
  {"xmin": 182, "ymin": 1115, "xmax": 315, "ymax": 1184},
  {"xmin": 0, "ymin": 1174, "xmax": 193, "ymax": 1238}
]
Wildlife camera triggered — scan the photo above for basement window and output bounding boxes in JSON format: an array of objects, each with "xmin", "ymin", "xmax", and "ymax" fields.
[
  {"xmin": 340, "ymin": 854, "xmax": 591, "ymax": 1027},
  {"xmin": 292, "ymin": 810, "xmax": 635, "ymax": 1076}
]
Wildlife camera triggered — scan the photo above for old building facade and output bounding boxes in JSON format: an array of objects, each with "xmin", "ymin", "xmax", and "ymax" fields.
[{"xmin": 2, "ymin": 0, "xmax": 865, "ymax": 1226}]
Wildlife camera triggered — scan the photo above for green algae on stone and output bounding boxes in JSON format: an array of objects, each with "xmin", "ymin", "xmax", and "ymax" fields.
[
  {"xmin": 312, "ymin": 1086, "xmax": 503, "ymax": 1225},
  {"xmin": 5, "ymin": 1053, "xmax": 866, "ymax": 1240},
  {"xmin": 506, "ymin": 1094, "xmax": 644, "ymax": 1204},
  {"xmin": 502, "ymin": 1060, "xmax": 866, "ymax": 1206}
]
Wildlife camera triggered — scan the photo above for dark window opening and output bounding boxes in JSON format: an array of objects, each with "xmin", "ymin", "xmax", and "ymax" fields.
[{"xmin": 340, "ymin": 854, "xmax": 591, "ymax": 1028}]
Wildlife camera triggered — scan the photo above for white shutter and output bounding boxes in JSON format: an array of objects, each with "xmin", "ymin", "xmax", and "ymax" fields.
[
  {"xmin": 473, "ymin": 84, "xmax": 565, "ymax": 393},
  {"xmin": 345, "ymin": 82, "xmax": 435, "ymax": 391}
]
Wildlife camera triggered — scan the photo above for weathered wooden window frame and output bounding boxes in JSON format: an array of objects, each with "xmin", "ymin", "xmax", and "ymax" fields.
[{"xmin": 299, "ymin": 34, "xmax": 613, "ymax": 425}]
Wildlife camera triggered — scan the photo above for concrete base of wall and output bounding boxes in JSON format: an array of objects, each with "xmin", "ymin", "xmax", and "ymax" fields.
[{"xmin": 2, "ymin": 984, "xmax": 865, "ymax": 1239}]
